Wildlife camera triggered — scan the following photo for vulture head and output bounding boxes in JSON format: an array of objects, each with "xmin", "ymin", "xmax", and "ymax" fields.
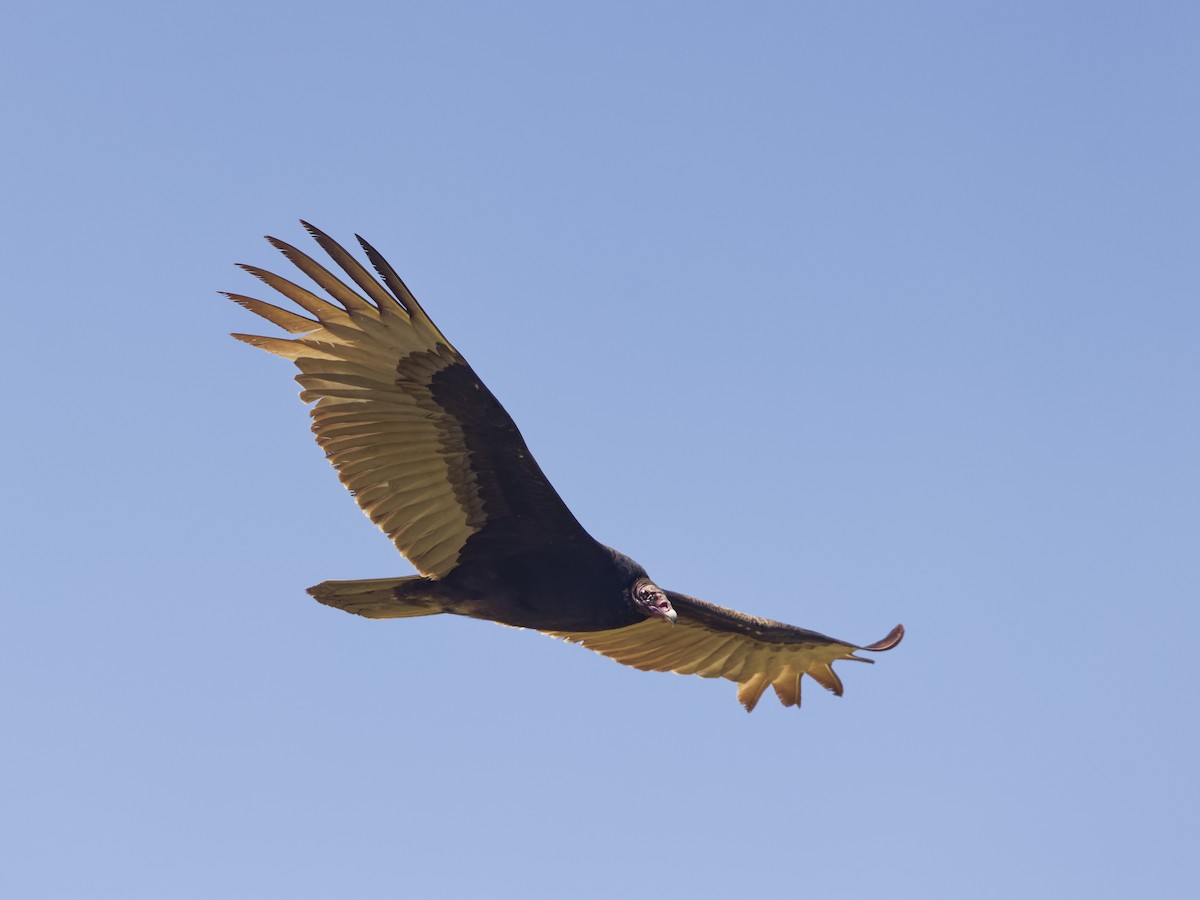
[{"xmin": 632, "ymin": 578, "xmax": 676, "ymax": 624}]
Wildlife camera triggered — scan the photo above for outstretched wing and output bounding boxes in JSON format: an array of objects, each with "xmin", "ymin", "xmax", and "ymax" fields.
[
  {"xmin": 549, "ymin": 591, "xmax": 903, "ymax": 711},
  {"xmin": 227, "ymin": 222, "xmax": 590, "ymax": 579}
]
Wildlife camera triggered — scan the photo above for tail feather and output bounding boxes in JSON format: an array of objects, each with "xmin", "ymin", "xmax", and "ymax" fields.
[{"xmin": 307, "ymin": 576, "xmax": 446, "ymax": 619}]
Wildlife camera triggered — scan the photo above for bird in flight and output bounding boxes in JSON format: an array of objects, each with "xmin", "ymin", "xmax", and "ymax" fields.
[{"xmin": 227, "ymin": 223, "xmax": 903, "ymax": 712}]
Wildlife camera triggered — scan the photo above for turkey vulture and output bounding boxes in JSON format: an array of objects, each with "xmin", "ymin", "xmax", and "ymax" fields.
[{"xmin": 227, "ymin": 223, "xmax": 904, "ymax": 712}]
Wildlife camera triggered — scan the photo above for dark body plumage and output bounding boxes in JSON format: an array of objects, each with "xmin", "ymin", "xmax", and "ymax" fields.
[
  {"xmin": 417, "ymin": 542, "xmax": 655, "ymax": 632},
  {"xmin": 228, "ymin": 223, "xmax": 903, "ymax": 711}
]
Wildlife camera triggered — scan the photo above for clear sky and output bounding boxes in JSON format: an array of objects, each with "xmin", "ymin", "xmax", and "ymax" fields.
[{"xmin": 3, "ymin": 2, "xmax": 1197, "ymax": 897}]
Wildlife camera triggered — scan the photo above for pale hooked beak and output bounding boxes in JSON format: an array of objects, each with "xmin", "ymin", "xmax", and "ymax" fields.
[{"xmin": 649, "ymin": 597, "xmax": 677, "ymax": 625}]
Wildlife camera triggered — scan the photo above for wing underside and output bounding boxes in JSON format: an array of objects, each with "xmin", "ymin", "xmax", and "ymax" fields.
[
  {"xmin": 548, "ymin": 592, "xmax": 904, "ymax": 711},
  {"xmin": 228, "ymin": 223, "xmax": 587, "ymax": 578}
]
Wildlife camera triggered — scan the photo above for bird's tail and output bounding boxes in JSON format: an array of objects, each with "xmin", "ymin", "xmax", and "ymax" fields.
[{"xmin": 307, "ymin": 576, "xmax": 446, "ymax": 619}]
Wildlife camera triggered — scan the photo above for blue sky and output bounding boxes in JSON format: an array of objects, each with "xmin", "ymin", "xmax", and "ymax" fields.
[{"xmin": 4, "ymin": 2, "xmax": 1197, "ymax": 897}]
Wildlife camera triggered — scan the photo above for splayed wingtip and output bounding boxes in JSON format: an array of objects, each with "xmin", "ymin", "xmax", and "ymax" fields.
[{"xmin": 861, "ymin": 623, "xmax": 905, "ymax": 653}]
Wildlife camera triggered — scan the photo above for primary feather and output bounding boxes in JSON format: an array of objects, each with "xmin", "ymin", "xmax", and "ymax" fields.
[{"xmin": 228, "ymin": 223, "xmax": 904, "ymax": 711}]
